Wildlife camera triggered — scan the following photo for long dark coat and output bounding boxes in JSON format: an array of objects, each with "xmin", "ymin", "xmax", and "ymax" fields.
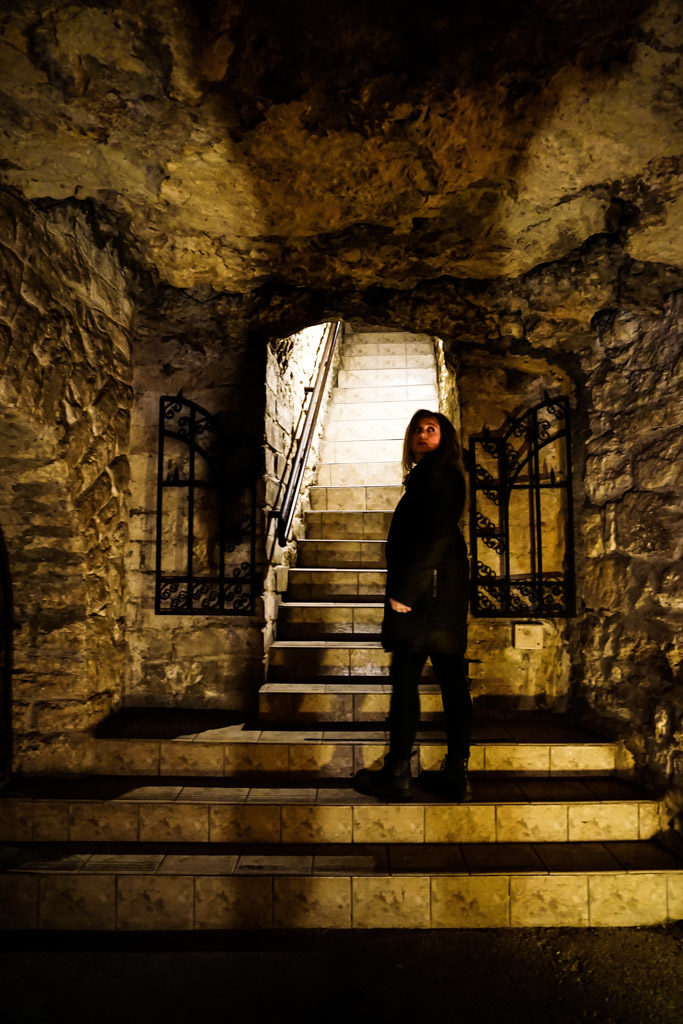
[{"xmin": 381, "ymin": 451, "xmax": 469, "ymax": 654}]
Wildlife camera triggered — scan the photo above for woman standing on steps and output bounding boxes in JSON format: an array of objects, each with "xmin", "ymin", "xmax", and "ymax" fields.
[{"xmin": 355, "ymin": 409, "xmax": 472, "ymax": 802}]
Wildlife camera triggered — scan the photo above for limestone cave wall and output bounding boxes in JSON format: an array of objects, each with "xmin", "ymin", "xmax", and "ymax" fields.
[
  {"xmin": 0, "ymin": 0, "xmax": 679, "ymax": 808},
  {"xmin": 0, "ymin": 191, "xmax": 133, "ymax": 771},
  {"xmin": 576, "ymin": 294, "xmax": 682, "ymax": 795}
]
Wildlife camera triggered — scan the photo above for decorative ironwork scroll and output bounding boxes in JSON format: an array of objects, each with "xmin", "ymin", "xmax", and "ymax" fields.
[
  {"xmin": 155, "ymin": 394, "xmax": 257, "ymax": 615},
  {"xmin": 468, "ymin": 396, "xmax": 575, "ymax": 618}
]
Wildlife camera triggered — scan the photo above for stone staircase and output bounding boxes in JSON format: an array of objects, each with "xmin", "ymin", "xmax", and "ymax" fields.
[{"xmin": 1, "ymin": 331, "xmax": 682, "ymax": 930}]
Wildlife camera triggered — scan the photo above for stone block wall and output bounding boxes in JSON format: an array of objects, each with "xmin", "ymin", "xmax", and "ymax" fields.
[
  {"xmin": 0, "ymin": 193, "xmax": 133, "ymax": 772},
  {"xmin": 575, "ymin": 293, "xmax": 683, "ymax": 800},
  {"xmin": 125, "ymin": 291, "xmax": 266, "ymax": 709}
]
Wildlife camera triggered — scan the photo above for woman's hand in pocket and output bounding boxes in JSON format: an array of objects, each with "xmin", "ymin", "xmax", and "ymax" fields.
[{"xmin": 389, "ymin": 598, "xmax": 412, "ymax": 613}]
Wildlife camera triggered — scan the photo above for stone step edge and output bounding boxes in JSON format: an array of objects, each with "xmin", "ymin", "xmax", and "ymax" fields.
[
  {"xmin": 298, "ymin": 540, "xmax": 386, "ymax": 545},
  {"xmin": 0, "ymin": 796, "xmax": 662, "ymax": 846},
  {"xmin": 309, "ymin": 485, "xmax": 401, "ymax": 491},
  {"xmin": 89, "ymin": 732, "xmax": 634, "ymax": 752},
  {"xmin": 276, "ymin": 598, "xmax": 385, "ymax": 606},
  {"xmin": 261, "ymin": 680, "xmax": 433, "ymax": 691},
  {"xmin": 270, "ymin": 639, "xmax": 383, "ymax": 648},
  {"xmin": 304, "ymin": 512, "xmax": 394, "ymax": 519},
  {"xmin": 83, "ymin": 738, "xmax": 635, "ymax": 777},
  {"xmin": 317, "ymin": 462, "xmax": 401, "ymax": 469},
  {"xmin": 288, "ymin": 567, "xmax": 387, "ymax": 573},
  {"xmin": 4, "ymin": 864, "xmax": 681, "ymax": 930}
]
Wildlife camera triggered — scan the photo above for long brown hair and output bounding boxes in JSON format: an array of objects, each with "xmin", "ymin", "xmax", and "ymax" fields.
[{"xmin": 401, "ymin": 409, "xmax": 461, "ymax": 483}]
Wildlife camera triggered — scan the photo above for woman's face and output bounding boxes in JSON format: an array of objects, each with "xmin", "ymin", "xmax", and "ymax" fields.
[{"xmin": 410, "ymin": 416, "xmax": 441, "ymax": 459}]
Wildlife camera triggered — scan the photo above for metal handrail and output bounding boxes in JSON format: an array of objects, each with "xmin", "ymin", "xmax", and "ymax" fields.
[{"xmin": 274, "ymin": 320, "xmax": 342, "ymax": 546}]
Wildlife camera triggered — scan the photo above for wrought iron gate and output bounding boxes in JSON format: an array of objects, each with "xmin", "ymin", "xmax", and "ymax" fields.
[
  {"xmin": 155, "ymin": 394, "xmax": 257, "ymax": 615},
  {"xmin": 468, "ymin": 395, "xmax": 575, "ymax": 617}
]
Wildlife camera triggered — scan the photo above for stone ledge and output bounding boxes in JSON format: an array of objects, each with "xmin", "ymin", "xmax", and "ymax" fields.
[{"xmin": 1, "ymin": 852, "xmax": 680, "ymax": 929}]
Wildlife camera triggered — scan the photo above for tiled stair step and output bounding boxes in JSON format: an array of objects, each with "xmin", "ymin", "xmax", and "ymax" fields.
[
  {"xmin": 266, "ymin": 644, "xmax": 617, "ymax": 705},
  {"xmin": 328, "ymin": 400, "xmax": 437, "ymax": 422},
  {"xmin": 343, "ymin": 336, "xmax": 434, "ymax": 353},
  {"xmin": 309, "ymin": 485, "xmax": 401, "ymax": 511},
  {"xmin": 87, "ymin": 733, "xmax": 634, "ymax": 778},
  {"xmin": 316, "ymin": 462, "xmax": 401, "ymax": 486},
  {"xmin": 260, "ymin": 683, "xmax": 551, "ymax": 722},
  {"xmin": 343, "ymin": 334, "xmax": 434, "ymax": 352},
  {"xmin": 304, "ymin": 510, "xmax": 392, "ymax": 539},
  {"xmin": 277, "ymin": 602, "xmax": 383, "ymax": 640},
  {"xmin": 320, "ymin": 438, "xmax": 404, "ymax": 464},
  {"xmin": 330, "ymin": 384, "xmax": 438, "ymax": 405},
  {"xmin": 268, "ymin": 640, "xmax": 389, "ymax": 682},
  {"xmin": 337, "ymin": 367, "xmax": 436, "ymax": 389},
  {"xmin": 296, "ymin": 539, "xmax": 386, "ymax": 568},
  {"xmin": 286, "ymin": 568, "xmax": 386, "ymax": 600},
  {"xmin": 323, "ymin": 418, "xmax": 410, "ymax": 441},
  {"xmin": 0, "ymin": 775, "xmax": 662, "ymax": 846},
  {"xmin": 259, "ymin": 679, "xmax": 440, "ymax": 721},
  {"xmin": 3, "ymin": 839, "xmax": 681, "ymax": 930},
  {"xmin": 269, "ymin": 639, "xmax": 390, "ymax": 679},
  {"xmin": 341, "ymin": 351, "xmax": 435, "ymax": 371},
  {"xmin": 267, "ymin": 641, "xmax": 597, "ymax": 691}
]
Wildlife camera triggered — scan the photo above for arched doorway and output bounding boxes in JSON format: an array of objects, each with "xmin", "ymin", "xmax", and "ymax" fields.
[{"xmin": 0, "ymin": 526, "xmax": 12, "ymax": 782}]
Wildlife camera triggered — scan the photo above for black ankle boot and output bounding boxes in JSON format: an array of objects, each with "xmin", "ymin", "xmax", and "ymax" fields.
[
  {"xmin": 418, "ymin": 756, "xmax": 472, "ymax": 802},
  {"xmin": 354, "ymin": 756, "xmax": 412, "ymax": 801}
]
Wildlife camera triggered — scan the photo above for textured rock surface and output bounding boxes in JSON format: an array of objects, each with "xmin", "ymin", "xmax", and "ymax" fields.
[
  {"xmin": 0, "ymin": 1, "xmax": 680, "ymax": 291},
  {"xmin": 0, "ymin": 0, "xmax": 680, "ymax": 811},
  {"xmin": 575, "ymin": 296, "xmax": 683, "ymax": 797},
  {"xmin": 0, "ymin": 192, "xmax": 132, "ymax": 771}
]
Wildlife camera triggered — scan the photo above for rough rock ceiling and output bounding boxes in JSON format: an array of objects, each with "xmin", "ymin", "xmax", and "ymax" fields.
[{"xmin": 0, "ymin": 0, "xmax": 681, "ymax": 293}]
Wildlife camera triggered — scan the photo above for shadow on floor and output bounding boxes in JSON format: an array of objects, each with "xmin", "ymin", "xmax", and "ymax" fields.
[{"xmin": 2, "ymin": 927, "xmax": 682, "ymax": 1024}]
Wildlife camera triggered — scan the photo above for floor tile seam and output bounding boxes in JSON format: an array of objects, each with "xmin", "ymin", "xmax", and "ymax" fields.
[
  {"xmin": 7, "ymin": 861, "xmax": 683, "ymax": 883},
  {"xmin": 305, "ymin": 509, "xmax": 393, "ymax": 515},
  {"xmin": 299, "ymin": 539, "xmax": 385, "ymax": 544},
  {"xmin": 288, "ymin": 567, "xmax": 388, "ymax": 572},
  {"xmin": 279, "ymin": 601, "xmax": 384, "ymax": 607},
  {"xmin": 331, "ymin": 385, "xmax": 438, "ymax": 393},
  {"xmin": 88, "ymin": 737, "xmax": 625, "ymax": 762},
  {"xmin": 339, "ymin": 361, "xmax": 436, "ymax": 371},
  {"xmin": 306, "ymin": 509, "xmax": 396, "ymax": 515},
  {"xmin": 333, "ymin": 380, "xmax": 437, "ymax": 391},
  {"xmin": 331, "ymin": 380, "xmax": 438, "ymax": 389},
  {"xmin": 309, "ymin": 484, "xmax": 401, "ymax": 490}
]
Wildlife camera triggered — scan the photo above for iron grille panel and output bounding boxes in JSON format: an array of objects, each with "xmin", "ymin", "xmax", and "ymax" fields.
[
  {"xmin": 155, "ymin": 394, "xmax": 257, "ymax": 615},
  {"xmin": 468, "ymin": 395, "xmax": 576, "ymax": 618}
]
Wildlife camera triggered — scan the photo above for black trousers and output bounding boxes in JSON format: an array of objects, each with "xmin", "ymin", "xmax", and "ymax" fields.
[{"xmin": 388, "ymin": 650, "xmax": 472, "ymax": 762}]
